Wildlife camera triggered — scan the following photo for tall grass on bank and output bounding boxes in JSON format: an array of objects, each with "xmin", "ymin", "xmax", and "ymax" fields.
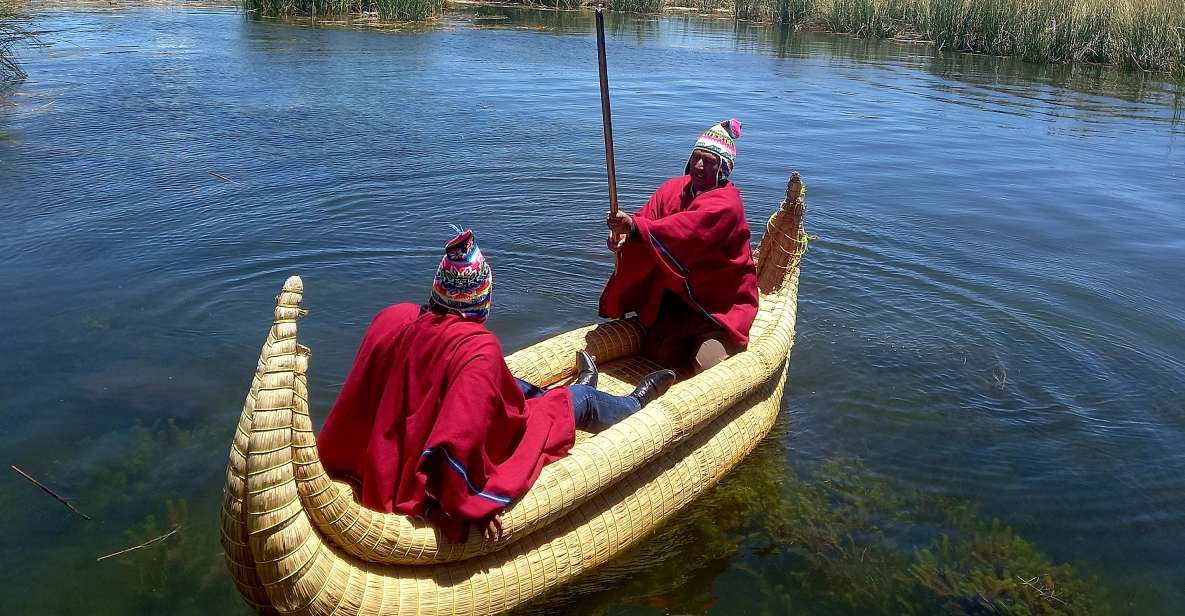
[
  {"xmin": 733, "ymin": 0, "xmax": 812, "ymax": 24},
  {"xmin": 244, "ymin": 0, "xmax": 445, "ymax": 21},
  {"xmin": 506, "ymin": 0, "xmax": 680, "ymax": 14},
  {"xmin": 730, "ymin": 0, "xmax": 1184, "ymax": 76},
  {"xmin": 667, "ymin": 0, "xmax": 733, "ymax": 14},
  {"xmin": 609, "ymin": 0, "xmax": 667, "ymax": 12},
  {"xmin": 513, "ymin": 0, "xmax": 585, "ymax": 9}
]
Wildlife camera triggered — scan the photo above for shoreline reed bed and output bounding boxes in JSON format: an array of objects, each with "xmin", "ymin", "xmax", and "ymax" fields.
[
  {"xmin": 244, "ymin": 0, "xmax": 445, "ymax": 21},
  {"xmin": 480, "ymin": 0, "xmax": 1182, "ymax": 76},
  {"xmin": 506, "ymin": 0, "xmax": 691, "ymax": 11},
  {"xmin": 1, "ymin": 2, "xmax": 30, "ymax": 81},
  {"xmin": 731, "ymin": 0, "xmax": 1184, "ymax": 76}
]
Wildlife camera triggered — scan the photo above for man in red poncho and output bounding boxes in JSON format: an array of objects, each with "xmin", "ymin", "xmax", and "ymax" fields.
[
  {"xmin": 600, "ymin": 118, "xmax": 759, "ymax": 375},
  {"xmin": 317, "ymin": 229, "xmax": 675, "ymax": 542}
]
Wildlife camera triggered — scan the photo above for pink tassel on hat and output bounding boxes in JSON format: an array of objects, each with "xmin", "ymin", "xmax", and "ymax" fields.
[{"xmin": 722, "ymin": 118, "xmax": 742, "ymax": 140}]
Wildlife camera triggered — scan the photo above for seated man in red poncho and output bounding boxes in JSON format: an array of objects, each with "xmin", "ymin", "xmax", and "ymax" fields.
[
  {"xmin": 601, "ymin": 118, "xmax": 759, "ymax": 375},
  {"xmin": 317, "ymin": 229, "xmax": 675, "ymax": 542}
]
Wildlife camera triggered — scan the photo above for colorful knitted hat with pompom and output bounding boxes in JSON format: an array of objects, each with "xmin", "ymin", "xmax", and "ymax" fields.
[
  {"xmin": 685, "ymin": 118, "xmax": 742, "ymax": 183},
  {"xmin": 429, "ymin": 228, "xmax": 492, "ymax": 322}
]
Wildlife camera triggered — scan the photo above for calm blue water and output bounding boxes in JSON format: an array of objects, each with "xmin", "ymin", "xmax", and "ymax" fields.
[{"xmin": 1, "ymin": 5, "xmax": 1183, "ymax": 614}]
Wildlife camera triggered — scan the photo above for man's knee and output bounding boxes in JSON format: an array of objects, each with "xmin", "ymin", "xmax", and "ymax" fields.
[{"xmin": 693, "ymin": 337, "xmax": 731, "ymax": 374}]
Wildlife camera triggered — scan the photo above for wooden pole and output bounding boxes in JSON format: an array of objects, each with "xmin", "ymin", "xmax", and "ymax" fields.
[{"xmin": 595, "ymin": 6, "xmax": 619, "ymax": 216}]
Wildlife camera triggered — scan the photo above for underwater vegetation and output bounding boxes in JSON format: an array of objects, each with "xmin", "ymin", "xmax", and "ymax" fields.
[
  {"xmin": 4, "ymin": 414, "xmax": 1110, "ymax": 614},
  {"xmin": 518, "ymin": 426, "xmax": 1112, "ymax": 615}
]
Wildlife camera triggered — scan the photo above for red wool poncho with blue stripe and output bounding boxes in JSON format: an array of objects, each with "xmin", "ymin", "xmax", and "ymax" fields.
[
  {"xmin": 316, "ymin": 304, "xmax": 575, "ymax": 541},
  {"xmin": 600, "ymin": 176, "xmax": 759, "ymax": 345}
]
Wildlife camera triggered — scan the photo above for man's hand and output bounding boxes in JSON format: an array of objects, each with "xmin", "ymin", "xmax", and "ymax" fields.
[
  {"xmin": 607, "ymin": 230, "xmax": 628, "ymax": 252},
  {"xmin": 482, "ymin": 511, "xmax": 504, "ymax": 542},
  {"xmin": 606, "ymin": 210, "xmax": 635, "ymax": 235},
  {"xmin": 606, "ymin": 211, "xmax": 634, "ymax": 253}
]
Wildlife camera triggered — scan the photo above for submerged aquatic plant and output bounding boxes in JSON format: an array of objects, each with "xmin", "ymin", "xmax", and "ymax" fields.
[
  {"xmin": 761, "ymin": 459, "xmax": 1113, "ymax": 614},
  {"xmin": 516, "ymin": 427, "xmax": 1113, "ymax": 615}
]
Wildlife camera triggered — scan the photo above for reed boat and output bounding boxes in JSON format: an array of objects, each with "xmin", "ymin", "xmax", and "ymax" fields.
[{"xmin": 221, "ymin": 172, "xmax": 810, "ymax": 615}]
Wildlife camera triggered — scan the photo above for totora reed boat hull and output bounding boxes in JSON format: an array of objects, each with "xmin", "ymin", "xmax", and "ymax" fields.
[{"xmin": 221, "ymin": 173, "xmax": 810, "ymax": 615}]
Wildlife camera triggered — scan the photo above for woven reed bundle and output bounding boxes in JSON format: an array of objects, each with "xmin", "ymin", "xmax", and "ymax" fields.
[{"xmin": 221, "ymin": 173, "xmax": 809, "ymax": 614}]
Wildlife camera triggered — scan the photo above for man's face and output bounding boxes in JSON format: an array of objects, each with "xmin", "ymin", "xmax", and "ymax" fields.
[{"xmin": 689, "ymin": 150, "xmax": 721, "ymax": 192}]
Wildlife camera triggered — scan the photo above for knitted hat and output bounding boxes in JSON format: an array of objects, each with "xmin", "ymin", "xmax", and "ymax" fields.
[
  {"xmin": 429, "ymin": 228, "xmax": 493, "ymax": 322},
  {"xmin": 684, "ymin": 118, "xmax": 742, "ymax": 184}
]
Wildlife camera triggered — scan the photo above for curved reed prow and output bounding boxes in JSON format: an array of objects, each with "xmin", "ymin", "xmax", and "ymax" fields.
[
  {"xmin": 221, "ymin": 276, "xmax": 306, "ymax": 615},
  {"xmin": 755, "ymin": 171, "xmax": 806, "ymax": 295}
]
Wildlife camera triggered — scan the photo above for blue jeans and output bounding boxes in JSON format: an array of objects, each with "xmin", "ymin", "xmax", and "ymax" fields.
[{"xmin": 516, "ymin": 379, "xmax": 640, "ymax": 432}]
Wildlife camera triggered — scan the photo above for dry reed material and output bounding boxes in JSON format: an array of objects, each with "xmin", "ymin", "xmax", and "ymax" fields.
[
  {"xmin": 731, "ymin": 0, "xmax": 1185, "ymax": 76},
  {"xmin": 244, "ymin": 0, "xmax": 445, "ymax": 21},
  {"xmin": 220, "ymin": 174, "xmax": 809, "ymax": 614}
]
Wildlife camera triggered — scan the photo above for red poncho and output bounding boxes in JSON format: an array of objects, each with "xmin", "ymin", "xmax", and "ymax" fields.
[
  {"xmin": 599, "ymin": 176, "xmax": 759, "ymax": 345},
  {"xmin": 316, "ymin": 303, "xmax": 575, "ymax": 541}
]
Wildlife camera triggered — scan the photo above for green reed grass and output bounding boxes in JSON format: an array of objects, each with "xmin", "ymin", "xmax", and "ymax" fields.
[
  {"xmin": 242, "ymin": 0, "xmax": 1183, "ymax": 76},
  {"xmin": 510, "ymin": 0, "xmax": 585, "ymax": 9},
  {"xmin": 500, "ymin": 0, "xmax": 678, "ymax": 14},
  {"xmin": 667, "ymin": 0, "xmax": 733, "ymax": 14},
  {"xmin": 1, "ymin": 3, "xmax": 30, "ymax": 82},
  {"xmin": 608, "ymin": 0, "xmax": 668, "ymax": 12},
  {"xmin": 244, "ymin": 0, "xmax": 445, "ymax": 21},
  {"xmin": 731, "ymin": 0, "xmax": 1185, "ymax": 76},
  {"xmin": 734, "ymin": 0, "xmax": 813, "ymax": 24}
]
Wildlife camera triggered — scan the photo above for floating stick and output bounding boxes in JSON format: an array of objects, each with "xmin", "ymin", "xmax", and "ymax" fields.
[
  {"xmin": 10, "ymin": 465, "xmax": 91, "ymax": 520},
  {"xmin": 97, "ymin": 526, "xmax": 182, "ymax": 562}
]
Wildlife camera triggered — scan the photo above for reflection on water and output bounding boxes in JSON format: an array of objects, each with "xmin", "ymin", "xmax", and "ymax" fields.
[
  {"xmin": 455, "ymin": 5, "xmax": 1184, "ymax": 120},
  {"xmin": 2, "ymin": 5, "xmax": 1183, "ymax": 615}
]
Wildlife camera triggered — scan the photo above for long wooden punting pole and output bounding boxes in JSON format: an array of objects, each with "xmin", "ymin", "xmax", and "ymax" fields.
[{"xmin": 595, "ymin": 6, "xmax": 620, "ymax": 216}]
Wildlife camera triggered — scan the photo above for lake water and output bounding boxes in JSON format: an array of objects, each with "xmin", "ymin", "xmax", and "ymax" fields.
[{"xmin": 1, "ymin": 4, "xmax": 1183, "ymax": 614}]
